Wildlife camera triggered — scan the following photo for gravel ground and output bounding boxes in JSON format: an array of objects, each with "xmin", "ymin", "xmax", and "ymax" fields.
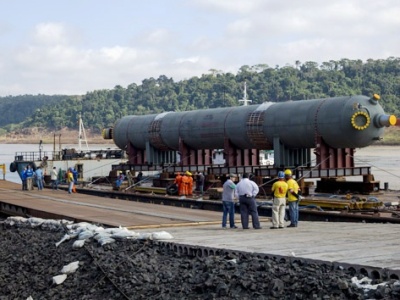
[{"xmin": 0, "ymin": 220, "xmax": 399, "ymax": 300}]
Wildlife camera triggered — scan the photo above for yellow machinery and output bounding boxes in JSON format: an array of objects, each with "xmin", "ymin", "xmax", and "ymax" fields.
[{"xmin": 0, "ymin": 164, "xmax": 5, "ymax": 180}]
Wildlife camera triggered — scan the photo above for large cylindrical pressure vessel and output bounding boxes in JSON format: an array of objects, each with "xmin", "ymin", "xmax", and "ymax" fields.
[{"xmin": 104, "ymin": 95, "xmax": 396, "ymax": 151}]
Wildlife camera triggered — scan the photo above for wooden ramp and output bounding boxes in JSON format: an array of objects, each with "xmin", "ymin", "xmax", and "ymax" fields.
[{"xmin": 0, "ymin": 181, "xmax": 223, "ymax": 227}]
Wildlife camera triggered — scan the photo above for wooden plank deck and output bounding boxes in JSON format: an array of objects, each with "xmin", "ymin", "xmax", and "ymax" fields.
[{"xmin": 0, "ymin": 181, "xmax": 223, "ymax": 227}]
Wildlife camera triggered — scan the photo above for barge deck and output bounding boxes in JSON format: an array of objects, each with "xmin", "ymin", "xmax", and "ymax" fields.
[{"xmin": 0, "ymin": 180, "xmax": 399, "ymax": 279}]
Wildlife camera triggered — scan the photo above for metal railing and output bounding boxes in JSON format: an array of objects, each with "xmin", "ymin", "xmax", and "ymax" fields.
[{"xmin": 14, "ymin": 151, "xmax": 62, "ymax": 162}]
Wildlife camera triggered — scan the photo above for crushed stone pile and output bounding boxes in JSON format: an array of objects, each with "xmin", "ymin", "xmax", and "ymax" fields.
[{"xmin": 0, "ymin": 217, "xmax": 399, "ymax": 300}]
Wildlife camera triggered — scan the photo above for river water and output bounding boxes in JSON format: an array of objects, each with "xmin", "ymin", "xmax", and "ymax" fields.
[{"xmin": 1, "ymin": 144, "xmax": 400, "ymax": 190}]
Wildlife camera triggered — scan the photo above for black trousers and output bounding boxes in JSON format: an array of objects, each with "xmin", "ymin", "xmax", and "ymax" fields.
[{"xmin": 239, "ymin": 196, "xmax": 261, "ymax": 229}]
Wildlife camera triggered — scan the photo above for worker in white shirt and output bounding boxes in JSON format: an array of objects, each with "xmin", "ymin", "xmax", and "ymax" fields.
[{"xmin": 235, "ymin": 173, "xmax": 261, "ymax": 230}]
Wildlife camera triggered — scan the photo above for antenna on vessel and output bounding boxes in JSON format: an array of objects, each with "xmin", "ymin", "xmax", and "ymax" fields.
[
  {"xmin": 78, "ymin": 114, "xmax": 89, "ymax": 152},
  {"xmin": 239, "ymin": 81, "xmax": 252, "ymax": 106}
]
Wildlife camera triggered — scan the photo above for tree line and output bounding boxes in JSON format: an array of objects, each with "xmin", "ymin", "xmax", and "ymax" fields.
[{"xmin": 0, "ymin": 57, "xmax": 399, "ymax": 133}]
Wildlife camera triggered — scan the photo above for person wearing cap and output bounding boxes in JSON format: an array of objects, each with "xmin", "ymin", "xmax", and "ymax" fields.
[
  {"xmin": 235, "ymin": 173, "xmax": 262, "ymax": 229},
  {"xmin": 285, "ymin": 169, "xmax": 301, "ymax": 228},
  {"xmin": 271, "ymin": 171, "xmax": 289, "ymax": 229},
  {"xmin": 222, "ymin": 174, "xmax": 238, "ymax": 229},
  {"xmin": 51, "ymin": 166, "xmax": 59, "ymax": 191}
]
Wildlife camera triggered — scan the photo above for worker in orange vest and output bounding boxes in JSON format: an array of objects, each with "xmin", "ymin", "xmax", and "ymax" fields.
[
  {"xmin": 174, "ymin": 172, "xmax": 184, "ymax": 196},
  {"xmin": 181, "ymin": 172, "xmax": 191, "ymax": 196},
  {"xmin": 187, "ymin": 171, "xmax": 194, "ymax": 196}
]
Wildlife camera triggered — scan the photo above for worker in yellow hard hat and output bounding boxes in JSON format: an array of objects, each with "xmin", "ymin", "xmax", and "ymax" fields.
[
  {"xmin": 284, "ymin": 169, "xmax": 301, "ymax": 228},
  {"xmin": 271, "ymin": 171, "xmax": 288, "ymax": 229}
]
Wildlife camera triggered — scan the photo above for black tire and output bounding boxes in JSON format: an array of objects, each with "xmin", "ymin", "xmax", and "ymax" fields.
[
  {"xmin": 166, "ymin": 184, "xmax": 178, "ymax": 195},
  {"xmin": 9, "ymin": 162, "xmax": 17, "ymax": 172}
]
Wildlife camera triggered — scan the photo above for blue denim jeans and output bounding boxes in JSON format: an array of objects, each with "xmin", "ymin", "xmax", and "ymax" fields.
[
  {"xmin": 288, "ymin": 200, "xmax": 299, "ymax": 226},
  {"xmin": 51, "ymin": 180, "xmax": 58, "ymax": 190},
  {"xmin": 222, "ymin": 201, "xmax": 235, "ymax": 228},
  {"xmin": 198, "ymin": 185, "xmax": 204, "ymax": 195},
  {"xmin": 36, "ymin": 177, "xmax": 43, "ymax": 190}
]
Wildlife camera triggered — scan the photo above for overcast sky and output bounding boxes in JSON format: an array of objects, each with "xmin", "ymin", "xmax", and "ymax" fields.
[{"xmin": 0, "ymin": 0, "xmax": 398, "ymax": 96}]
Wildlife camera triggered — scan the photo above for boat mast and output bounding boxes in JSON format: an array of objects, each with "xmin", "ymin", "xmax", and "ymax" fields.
[
  {"xmin": 239, "ymin": 81, "xmax": 252, "ymax": 106},
  {"xmin": 78, "ymin": 114, "xmax": 90, "ymax": 152}
]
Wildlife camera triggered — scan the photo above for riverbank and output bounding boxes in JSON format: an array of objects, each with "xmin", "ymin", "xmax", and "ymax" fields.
[
  {"xmin": 0, "ymin": 128, "xmax": 113, "ymax": 145},
  {"xmin": 374, "ymin": 126, "xmax": 400, "ymax": 145}
]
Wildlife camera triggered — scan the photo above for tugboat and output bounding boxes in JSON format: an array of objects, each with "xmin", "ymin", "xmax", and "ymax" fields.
[{"xmin": 9, "ymin": 115, "xmax": 126, "ymax": 183}]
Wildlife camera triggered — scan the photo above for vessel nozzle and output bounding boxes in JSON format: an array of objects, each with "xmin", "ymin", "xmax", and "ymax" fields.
[
  {"xmin": 375, "ymin": 114, "xmax": 397, "ymax": 128},
  {"xmin": 102, "ymin": 128, "xmax": 113, "ymax": 139}
]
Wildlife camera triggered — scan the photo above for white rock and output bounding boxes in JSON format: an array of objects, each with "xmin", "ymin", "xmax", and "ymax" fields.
[
  {"xmin": 61, "ymin": 261, "xmax": 80, "ymax": 274},
  {"xmin": 52, "ymin": 274, "xmax": 67, "ymax": 285},
  {"xmin": 152, "ymin": 231, "xmax": 174, "ymax": 240}
]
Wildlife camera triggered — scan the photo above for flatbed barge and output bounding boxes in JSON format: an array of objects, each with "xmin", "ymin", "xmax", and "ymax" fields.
[{"xmin": 1, "ymin": 180, "xmax": 400, "ymax": 280}]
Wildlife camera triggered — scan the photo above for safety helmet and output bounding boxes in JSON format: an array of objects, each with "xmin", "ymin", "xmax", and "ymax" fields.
[
  {"xmin": 278, "ymin": 171, "xmax": 285, "ymax": 179},
  {"xmin": 284, "ymin": 169, "xmax": 292, "ymax": 176}
]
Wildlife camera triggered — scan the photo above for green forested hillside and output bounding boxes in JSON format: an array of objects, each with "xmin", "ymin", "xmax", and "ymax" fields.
[
  {"xmin": 1, "ymin": 57, "xmax": 399, "ymax": 133},
  {"xmin": 0, "ymin": 95, "xmax": 69, "ymax": 129}
]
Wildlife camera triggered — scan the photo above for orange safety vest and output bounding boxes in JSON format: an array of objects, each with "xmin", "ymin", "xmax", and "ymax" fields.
[
  {"xmin": 174, "ymin": 174, "xmax": 183, "ymax": 195},
  {"xmin": 174, "ymin": 174, "xmax": 182, "ymax": 186},
  {"xmin": 187, "ymin": 176, "xmax": 194, "ymax": 195},
  {"xmin": 181, "ymin": 175, "xmax": 190, "ymax": 195}
]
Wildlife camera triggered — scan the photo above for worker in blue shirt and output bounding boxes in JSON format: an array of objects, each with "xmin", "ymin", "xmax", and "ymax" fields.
[
  {"xmin": 35, "ymin": 166, "xmax": 44, "ymax": 190},
  {"xmin": 71, "ymin": 167, "xmax": 78, "ymax": 184}
]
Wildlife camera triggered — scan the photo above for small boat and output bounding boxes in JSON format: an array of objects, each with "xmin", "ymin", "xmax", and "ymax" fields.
[{"xmin": 9, "ymin": 116, "xmax": 126, "ymax": 183}]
